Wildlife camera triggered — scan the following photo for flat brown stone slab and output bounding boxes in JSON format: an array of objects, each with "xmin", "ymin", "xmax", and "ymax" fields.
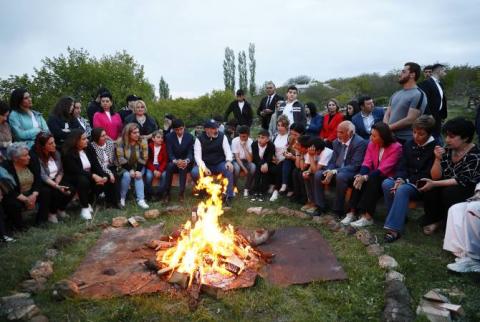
[{"xmin": 256, "ymin": 227, "xmax": 347, "ymax": 286}]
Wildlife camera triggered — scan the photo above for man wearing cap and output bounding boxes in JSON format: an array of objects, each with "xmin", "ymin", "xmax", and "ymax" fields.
[
  {"xmin": 418, "ymin": 63, "xmax": 448, "ymax": 143},
  {"xmin": 192, "ymin": 119, "xmax": 235, "ymax": 204},
  {"xmin": 118, "ymin": 95, "xmax": 139, "ymax": 122},
  {"xmin": 164, "ymin": 119, "xmax": 194, "ymax": 202},
  {"xmin": 224, "ymin": 89, "xmax": 254, "ymax": 127}
]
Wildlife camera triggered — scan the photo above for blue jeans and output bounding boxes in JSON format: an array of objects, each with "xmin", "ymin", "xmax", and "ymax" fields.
[
  {"xmin": 145, "ymin": 167, "xmax": 167, "ymax": 197},
  {"xmin": 120, "ymin": 169, "xmax": 146, "ymax": 201},
  {"xmin": 191, "ymin": 162, "xmax": 234, "ymax": 198},
  {"xmin": 382, "ymin": 178, "xmax": 420, "ymax": 232},
  {"xmin": 282, "ymin": 159, "xmax": 294, "ymax": 185},
  {"xmin": 313, "ymin": 169, "xmax": 354, "ymax": 215}
]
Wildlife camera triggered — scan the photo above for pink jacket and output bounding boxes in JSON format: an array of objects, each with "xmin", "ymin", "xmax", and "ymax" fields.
[
  {"xmin": 361, "ymin": 141, "xmax": 402, "ymax": 177},
  {"xmin": 93, "ymin": 112, "xmax": 123, "ymax": 140}
]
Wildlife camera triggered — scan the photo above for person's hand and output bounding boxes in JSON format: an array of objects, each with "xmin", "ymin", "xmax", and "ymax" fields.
[
  {"xmin": 418, "ymin": 178, "xmax": 436, "ymax": 192},
  {"xmin": 134, "ymin": 171, "xmax": 142, "ymax": 179},
  {"xmin": 434, "ymin": 145, "xmax": 445, "ymax": 160},
  {"xmin": 302, "ymin": 171, "xmax": 310, "ymax": 179},
  {"xmin": 284, "ymin": 152, "xmax": 294, "ymax": 159},
  {"xmin": 109, "ymin": 174, "xmax": 115, "ymax": 184},
  {"xmin": 93, "ymin": 174, "xmax": 105, "ymax": 185},
  {"xmin": 353, "ymin": 175, "xmax": 367, "ymax": 190},
  {"xmin": 391, "ymin": 178, "xmax": 405, "ymax": 194},
  {"xmin": 203, "ymin": 167, "xmax": 212, "ymax": 176},
  {"xmin": 241, "ymin": 165, "xmax": 248, "ymax": 174},
  {"xmin": 322, "ymin": 170, "xmax": 334, "ymax": 185},
  {"xmin": 130, "ymin": 170, "xmax": 136, "ymax": 178},
  {"xmin": 265, "ymin": 108, "xmax": 272, "ymax": 114},
  {"xmin": 154, "ymin": 170, "xmax": 161, "ymax": 178},
  {"xmin": 26, "ymin": 194, "xmax": 37, "ymax": 209},
  {"xmin": 58, "ymin": 185, "xmax": 71, "ymax": 195},
  {"xmin": 260, "ymin": 163, "xmax": 268, "ymax": 173},
  {"xmin": 225, "ymin": 161, "xmax": 234, "ymax": 172}
]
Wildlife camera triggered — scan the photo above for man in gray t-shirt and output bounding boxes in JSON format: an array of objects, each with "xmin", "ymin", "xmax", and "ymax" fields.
[{"xmin": 384, "ymin": 62, "xmax": 427, "ymax": 143}]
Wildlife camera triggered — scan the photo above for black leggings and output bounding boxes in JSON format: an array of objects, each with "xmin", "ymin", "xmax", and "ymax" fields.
[{"xmin": 349, "ymin": 175, "xmax": 385, "ymax": 215}]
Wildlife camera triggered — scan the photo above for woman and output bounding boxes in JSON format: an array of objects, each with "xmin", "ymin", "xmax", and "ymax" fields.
[
  {"xmin": 0, "ymin": 100, "xmax": 12, "ymax": 159},
  {"xmin": 381, "ymin": 116, "xmax": 437, "ymax": 242},
  {"xmin": 87, "ymin": 128, "xmax": 120, "ymax": 209},
  {"xmin": 92, "ymin": 92, "xmax": 123, "ymax": 141},
  {"xmin": 8, "ymin": 88, "xmax": 49, "ymax": 148},
  {"xmin": 305, "ymin": 102, "xmax": 323, "ymax": 136},
  {"xmin": 62, "ymin": 129, "xmax": 108, "ymax": 220},
  {"xmin": 269, "ymin": 115, "xmax": 290, "ymax": 201},
  {"xmin": 1, "ymin": 142, "xmax": 47, "ymax": 229},
  {"xmin": 116, "ymin": 123, "xmax": 149, "ymax": 209},
  {"xmin": 145, "ymin": 130, "xmax": 167, "ymax": 200},
  {"xmin": 163, "ymin": 114, "xmax": 175, "ymax": 136},
  {"xmin": 418, "ymin": 117, "xmax": 480, "ymax": 235},
  {"xmin": 345, "ymin": 122, "xmax": 403, "ymax": 228},
  {"xmin": 320, "ymin": 99, "xmax": 344, "ymax": 147},
  {"xmin": 344, "ymin": 100, "xmax": 360, "ymax": 121},
  {"xmin": 33, "ymin": 132, "xmax": 75, "ymax": 223},
  {"xmin": 47, "ymin": 96, "xmax": 73, "ymax": 148},
  {"xmin": 70, "ymin": 100, "xmax": 92, "ymax": 138},
  {"xmin": 124, "ymin": 100, "xmax": 159, "ymax": 141}
]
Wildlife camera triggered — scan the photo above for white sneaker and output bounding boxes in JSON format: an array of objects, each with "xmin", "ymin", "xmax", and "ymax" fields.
[
  {"xmin": 88, "ymin": 204, "xmax": 93, "ymax": 212},
  {"xmin": 350, "ymin": 217, "xmax": 373, "ymax": 228},
  {"xmin": 340, "ymin": 213, "xmax": 356, "ymax": 225},
  {"xmin": 48, "ymin": 214, "xmax": 59, "ymax": 224},
  {"xmin": 57, "ymin": 210, "xmax": 69, "ymax": 219},
  {"xmin": 137, "ymin": 199, "xmax": 149, "ymax": 209},
  {"xmin": 3, "ymin": 235, "xmax": 15, "ymax": 242},
  {"xmin": 279, "ymin": 184, "xmax": 287, "ymax": 193},
  {"xmin": 447, "ymin": 257, "xmax": 480, "ymax": 273},
  {"xmin": 243, "ymin": 189, "xmax": 249, "ymax": 198},
  {"xmin": 80, "ymin": 208, "xmax": 92, "ymax": 220},
  {"xmin": 269, "ymin": 190, "xmax": 279, "ymax": 202},
  {"xmin": 120, "ymin": 198, "xmax": 126, "ymax": 208}
]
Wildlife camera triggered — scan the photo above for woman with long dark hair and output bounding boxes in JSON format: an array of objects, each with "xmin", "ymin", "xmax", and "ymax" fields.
[
  {"xmin": 92, "ymin": 92, "xmax": 123, "ymax": 141},
  {"xmin": 47, "ymin": 96, "xmax": 74, "ymax": 148},
  {"xmin": 305, "ymin": 102, "xmax": 323, "ymax": 136},
  {"xmin": 70, "ymin": 100, "xmax": 92, "ymax": 138}
]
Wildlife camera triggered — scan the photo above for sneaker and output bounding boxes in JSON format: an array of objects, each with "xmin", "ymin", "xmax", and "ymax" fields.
[
  {"xmin": 306, "ymin": 207, "xmax": 318, "ymax": 214},
  {"xmin": 88, "ymin": 204, "xmax": 93, "ymax": 212},
  {"xmin": 2, "ymin": 235, "xmax": 16, "ymax": 243},
  {"xmin": 270, "ymin": 190, "xmax": 279, "ymax": 202},
  {"xmin": 120, "ymin": 198, "xmax": 126, "ymax": 208},
  {"xmin": 447, "ymin": 257, "xmax": 480, "ymax": 273},
  {"xmin": 286, "ymin": 191, "xmax": 294, "ymax": 197},
  {"xmin": 243, "ymin": 189, "xmax": 249, "ymax": 198},
  {"xmin": 340, "ymin": 213, "xmax": 356, "ymax": 225},
  {"xmin": 57, "ymin": 210, "xmax": 69, "ymax": 219},
  {"xmin": 48, "ymin": 214, "xmax": 59, "ymax": 224},
  {"xmin": 80, "ymin": 208, "xmax": 92, "ymax": 220},
  {"xmin": 350, "ymin": 217, "xmax": 373, "ymax": 228},
  {"xmin": 279, "ymin": 184, "xmax": 287, "ymax": 194},
  {"xmin": 137, "ymin": 199, "xmax": 149, "ymax": 209}
]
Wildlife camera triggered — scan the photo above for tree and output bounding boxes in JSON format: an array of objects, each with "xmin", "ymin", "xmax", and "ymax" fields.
[
  {"xmin": 238, "ymin": 50, "xmax": 248, "ymax": 92},
  {"xmin": 159, "ymin": 76, "xmax": 170, "ymax": 99},
  {"xmin": 223, "ymin": 47, "xmax": 236, "ymax": 92},
  {"xmin": 286, "ymin": 75, "xmax": 312, "ymax": 85},
  {"xmin": 248, "ymin": 43, "xmax": 256, "ymax": 95}
]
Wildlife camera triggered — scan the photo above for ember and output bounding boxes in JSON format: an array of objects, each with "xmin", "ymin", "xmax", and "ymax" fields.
[{"xmin": 156, "ymin": 170, "xmax": 266, "ymax": 288}]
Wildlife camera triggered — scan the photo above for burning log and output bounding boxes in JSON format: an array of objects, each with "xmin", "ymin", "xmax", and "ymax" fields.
[{"xmin": 146, "ymin": 240, "xmax": 176, "ymax": 250}]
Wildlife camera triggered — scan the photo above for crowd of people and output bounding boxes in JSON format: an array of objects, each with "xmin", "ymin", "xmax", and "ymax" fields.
[{"xmin": 0, "ymin": 61, "xmax": 479, "ymax": 273}]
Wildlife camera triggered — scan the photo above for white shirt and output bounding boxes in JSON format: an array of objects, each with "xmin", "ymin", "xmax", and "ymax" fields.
[
  {"xmin": 431, "ymin": 76, "xmax": 444, "ymax": 110},
  {"xmin": 177, "ymin": 135, "xmax": 183, "ymax": 145},
  {"xmin": 273, "ymin": 133, "xmax": 289, "ymax": 161},
  {"xmin": 238, "ymin": 101, "xmax": 245, "ymax": 113},
  {"xmin": 78, "ymin": 117, "xmax": 87, "ymax": 130},
  {"xmin": 231, "ymin": 137, "xmax": 253, "ymax": 160},
  {"xmin": 79, "ymin": 150, "xmax": 91, "ymax": 171},
  {"xmin": 30, "ymin": 111, "xmax": 39, "ymax": 128},
  {"xmin": 153, "ymin": 145, "xmax": 161, "ymax": 165},
  {"xmin": 258, "ymin": 143, "xmax": 267, "ymax": 159},
  {"xmin": 194, "ymin": 135, "xmax": 233, "ymax": 170},
  {"xmin": 105, "ymin": 111, "xmax": 111, "ymax": 121},
  {"xmin": 47, "ymin": 158, "xmax": 58, "ymax": 179},
  {"xmin": 361, "ymin": 111, "xmax": 375, "ymax": 134},
  {"xmin": 282, "ymin": 102, "xmax": 295, "ymax": 125},
  {"xmin": 304, "ymin": 147, "xmax": 333, "ymax": 167}
]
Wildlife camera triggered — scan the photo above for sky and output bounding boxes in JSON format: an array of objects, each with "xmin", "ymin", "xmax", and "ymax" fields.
[{"xmin": 1, "ymin": 0, "xmax": 479, "ymax": 98}]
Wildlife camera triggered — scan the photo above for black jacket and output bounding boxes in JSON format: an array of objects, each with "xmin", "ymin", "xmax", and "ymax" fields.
[
  {"xmin": 394, "ymin": 138, "xmax": 436, "ymax": 183},
  {"xmin": 47, "ymin": 115, "xmax": 71, "ymax": 147},
  {"xmin": 418, "ymin": 78, "xmax": 447, "ymax": 134},
  {"xmin": 62, "ymin": 147, "xmax": 104, "ymax": 184},
  {"xmin": 87, "ymin": 100, "xmax": 101, "ymax": 125},
  {"xmin": 165, "ymin": 131, "xmax": 194, "ymax": 162},
  {"xmin": 124, "ymin": 114, "xmax": 159, "ymax": 137},
  {"xmin": 257, "ymin": 94, "xmax": 284, "ymax": 129},
  {"xmin": 251, "ymin": 141, "xmax": 275, "ymax": 167},
  {"xmin": 224, "ymin": 100, "xmax": 254, "ymax": 127}
]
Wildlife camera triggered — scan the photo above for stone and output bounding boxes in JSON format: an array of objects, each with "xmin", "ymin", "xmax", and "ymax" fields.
[
  {"xmin": 133, "ymin": 215, "xmax": 146, "ymax": 223},
  {"xmin": 379, "ymin": 255, "xmax": 399, "ymax": 270},
  {"xmin": 111, "ymin": 216, "xmax": 128, "ymax": 228},
  {"xmin": 343, "ymin": 225, "xmax": 357, "ymax": 236},
  {"xmin": 327, "ymin": 221, "xmax": 342, "ymax": 232},
  {"xmin": 44, "ymin": 249, "xmax": 58, "ymax": 260},
  {"xmin": 277, "ymin": 206, "xmax": 293, "ymax": 217},
  {"xmin": 0, "ymin": 293, "xmax": 41, "ymax": 321},
  {"xmin": 318, "ymin": 215, "xmax": 337, "ymax": 225},
  {"xmin": 261, "ymin": 208, "xmax": 275, "ymax": 215},
  {"xmin": 223, "ymin": 207, "xmax": 232, "ymax": 212},
  {"xmin": 386, "ymin": 271, "xmax": 405, "ymax": 283},
  {"xmin": 355, "ymin": 229, "xmax": 376, "ymax": 246},
  {"xmin": 127, "ymin": 217, "xmax": 140, "ymax": 227},
  {"xmin": 246, "ymin": 207, "xmax": 263, "ymax": 215},
  {"xmin": 366, "ymin": 244, "xmax": 385, "ymax": 256},
  {"xmin": 51, "ymin": 280, "xmax": 79, "ymax": 300},
  {"xmin": 29, "ymin": 261, "xmax": 53, "ymax": 280},
  {"xmin": 292, "ymin": 210, "xmax": 310, "ymax": 219},
  {"xmin": 164, "ymin": 205, "xmax": 184, "ymax": 214},
  {"xmin": 383, "ymin": 280, "xmax": 414, "ymax": 322},
  {"xmin": 143, "ymin": 209, "xmax": 161, "ymax": 219},
  {"xmin": 30, "ymin": 315, "xmax": 49, "ymax": 322},
  {"xmin": 20, "ymin": 278, "xmax": 47, "ymax": 294},
  {"xmin": 311, "ymin": 216, "xmax": 323, "ymax": 224}
]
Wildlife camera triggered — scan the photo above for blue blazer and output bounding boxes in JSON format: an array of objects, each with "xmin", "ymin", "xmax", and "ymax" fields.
[
  {"xmin": 351, "ymin": 107, "xmax": 385, "ymax": 140},
  {"xmin": 326, "ymin": 134, "xmax": 368, "ymax": 174},
  {"xmin": 165, "ymin": 131, "xmax": 194, "ymax": 163}
]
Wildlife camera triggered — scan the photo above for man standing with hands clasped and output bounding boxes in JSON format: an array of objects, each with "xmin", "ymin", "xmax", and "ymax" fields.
[{"xmin": 257, "ymin": 82, "xmax": 284, "ymax": 130}]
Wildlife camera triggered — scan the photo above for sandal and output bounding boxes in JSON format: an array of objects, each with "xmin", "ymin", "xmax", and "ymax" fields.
[
  {"xmin": 384, "ymin": 231, "xmax": 400, "ymax": 243},
  {"xmin": 423, "ymin": 222, "xmax": 441, "ymax": 235}
]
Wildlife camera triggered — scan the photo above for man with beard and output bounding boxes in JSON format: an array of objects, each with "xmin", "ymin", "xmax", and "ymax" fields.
[
  {"xmin": 383, "ymin": 62, "xmax": 427, "ymax": 144},
  {"xmin": 257, "ymin": 82, "xmax": 284, "ymax": 130}
]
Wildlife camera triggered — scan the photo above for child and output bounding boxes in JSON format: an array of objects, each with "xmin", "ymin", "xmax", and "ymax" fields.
[
  {"xmin": 290, "ymin": 135, "xmax": 311, "ymax": 205},
  {"xmin": 145, "ymin": 130, "xmax": 167, "ymax": 200},
  {"xmin": 231, "ymin": 125, "xmax": 255, "ymax": 197},
  {"xmin": 251, "ymin": 130, "xmax": 275, "ymax": 201}
]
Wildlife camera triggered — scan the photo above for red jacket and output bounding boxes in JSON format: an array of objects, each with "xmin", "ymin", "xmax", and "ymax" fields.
[
  {"xmin": 320, "ymin": 112, "xmax": 344, "ymax": 142},
  {"xmin": 146, "ymin": 141, "xmax": 167, "ymax": 172}
]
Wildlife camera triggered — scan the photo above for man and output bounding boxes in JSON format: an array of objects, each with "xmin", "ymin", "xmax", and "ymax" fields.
[
  {"xmin": 86, "ymin": 87, "xmax": 109, "ymax": 124},
  {"xmin": 423, "ymin": 65, "xmax": 433, "ymax": 80},
  {"xmin": 257, "ymin": 82, "xmax": 284, "ymax": 130},
  {"xmin": 231, "ymin": 125, "xmax": 255, "ymax": 197},
  {"xmin": 311, "ymin": 121, "xmax": 367, "ymax": 217},
  {"xmin": 351, "ymin": 95, "xmax": 385, "ymax": 140},
  {"xmin": 383, "ymin": 62, "xmax": 427, "ymax": 144},
  {"xmin": 191, "ymin": 119, "xmax": 235, "ymax": 204},
  {"xmin": 269, "ymin": 85, "xmax": 306, "ymax": 135},
  {"xmin": 418, "ymin": 63, "xmax": 448, "ymax": 143},
  {"xmin": 224, "ymin": 89, "xmax": 254, "ymax": 127},
  {"xmin": 164, "ymin": 119, "xmax": 194, "ymax": 202},
  {"xmin": 250, "ymin": 129, "xmax": 275, "ymax": 201},
  {"xmin": 118, "ymin": 94, "xmax": 139, "ymax": 122}
]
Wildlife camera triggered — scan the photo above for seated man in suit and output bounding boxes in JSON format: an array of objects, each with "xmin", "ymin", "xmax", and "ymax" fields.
[
  {"xmin": 311, "ymin": 121, "xmax": 368, "ymax": 217},
  {"xmin": 164, "ymin": 119, "xmax": 194, "ymax": 202},
  {"xmin": 191, "ymin": 119, "xmax": 235, "ymax": 205},
  {"xmin": 351, "ymin": 95, "xmax": 384, "ymax": 140}
]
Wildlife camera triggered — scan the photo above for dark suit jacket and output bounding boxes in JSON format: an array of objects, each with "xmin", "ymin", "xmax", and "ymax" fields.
[
  {"xmin": 165, "ymin": 132, "xmax": 194, "ymax": 163},
  {"xmin": 351, "ymin": 107, "xmax": 385, "ymax": 140},
  {"xmin": 224, "ymin": 100, "xmax": 254, "ymax": 127},
  {"xmin": 326, "ymin": 134, "xmax": 367, "ymax": 174},
  {"xmin": 62, "ymin": 147, "xmax": 104, "ymax": 184},
  {"xmin": 418, "ymin": 77, "xmax": 447, "ymax": 134},
  {"xmin": 257, "ymin": 94, "xmax": 284, "ymax": 129},
  {"xmin": 251, "ymin": 141, "xmax": 275, "ymax": 167}
]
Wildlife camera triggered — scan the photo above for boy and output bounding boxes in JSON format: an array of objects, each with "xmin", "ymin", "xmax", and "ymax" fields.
[
  {"xmin": 251, "ymin": 130, "xmax": 275, "ymax": 201},
  {"xmin": 231, "ymin": 125, "xmax": 255, "ymax": 197}
]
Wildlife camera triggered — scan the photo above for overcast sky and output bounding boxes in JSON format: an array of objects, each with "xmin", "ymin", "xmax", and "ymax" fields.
[{"xmin": 1, "ymin": 0, "xmax": 479, "ymax": 98}]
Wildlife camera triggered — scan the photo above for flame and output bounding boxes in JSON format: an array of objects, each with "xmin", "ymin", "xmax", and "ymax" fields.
[{"xmin": 157, "ymin": 168, "xmax": 252, "ymax": 287}]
